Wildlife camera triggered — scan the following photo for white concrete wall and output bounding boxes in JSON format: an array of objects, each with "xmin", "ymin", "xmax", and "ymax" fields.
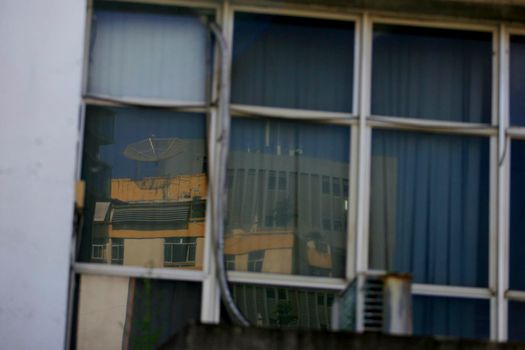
[{"xmin": 0, "ymin": 0, "xmax": 86, "ymax": 348}]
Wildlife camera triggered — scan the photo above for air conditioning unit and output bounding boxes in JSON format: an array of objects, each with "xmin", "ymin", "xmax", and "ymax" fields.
[{"xmin": 331, "ymin": 273, "xmax": 412, "ymax": 336}]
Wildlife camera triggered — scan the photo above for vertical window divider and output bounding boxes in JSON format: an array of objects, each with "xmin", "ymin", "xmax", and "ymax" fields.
[
  {"xmin": 345, "ymin": 15, "xmax": 361, "ymax": 283},
  {"xmin": 355, "ymin": 12, "xmax": 372, "ymax": 333},
  {"xmin": 490, "ymin": 25, "xmax": 500, "ymax": 342},
  {"xmin": 495, "ymin": 23, "xmax": 510, "ymax": 342},
  {"xmin": 200, "ymin": 1, "xmax": 232, "ymax": 324}
]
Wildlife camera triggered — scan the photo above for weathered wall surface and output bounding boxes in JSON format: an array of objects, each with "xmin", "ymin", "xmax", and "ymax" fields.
[
  {"xmin": 163, "ymin": 324, "xmax": 525, "ymax": 350},
  {"xmin": 0, "ymin": 0, "xmax": 85, "ymax": 348}
]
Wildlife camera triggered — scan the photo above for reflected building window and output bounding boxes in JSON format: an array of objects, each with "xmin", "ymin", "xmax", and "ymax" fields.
[
  {"xmin": 225, "ymin": 118, "xmax": 350, "ymax": 278},
  {"xmin": 111, "ymin": 238, "xmax": 124, "ymax": 265},
  {"xmin": 164, "ymin": 237, "xmax": 197, "ymax": 267}
]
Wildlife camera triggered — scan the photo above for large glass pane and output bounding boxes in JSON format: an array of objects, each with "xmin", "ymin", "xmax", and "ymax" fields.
[
  {"xmin": 510, "ymin": 35, "xmax": 525, "ymax": 126},
  {"xmin": 224, "ymin": 283, "xmax": 336, "ymax": 330},
  {"xmin": 413, "ymin": 296, "xmax": 490, "ymax": 339},
  {"xmin": 510, "ymin": 140, "xmax": 525, "ymax": 290},
  {"xmin": 369, "ymin": 130, "xmax": 489, "ymax": 287},
  {"xmin": 78, "ymin": 106, "xmax": 207, "ymax": 269},
  {"xmin": 232, "ymin": 13, "xmax": 355, "ymax": 112},
  {"xmin": 75, "ymin": 275, "xmax": 201, "ymax": 349},
  {"xmin": 88, "ymin": 3, "xmax": 211, "ymax": 102},
  {"xmin": 372, "ymin": 25, "xmax": 492, "ymax": 123},
  {"xmin": 509, "ymin": 301, "xmax": 525, "ymax": 341},
  {"xmin": 225, "ymin": 118, "xmax": 350, "ymax": 278}
]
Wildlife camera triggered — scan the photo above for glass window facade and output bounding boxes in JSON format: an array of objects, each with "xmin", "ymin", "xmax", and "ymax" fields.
[
  {"xmin": 413, "ymin": 296, "xmax": 490, "ymax": 339},
  {"xmin": 79, "ymin": 106, "xmax": 207, "ymax": 269},
  {"xmin": 372, "ymin": 25, "xmax": 492, "ymax": 123},
  {"xmin": 75, "ymin": 1, "xmax": 525, "ymax": 343},
  {"xmin": 369, "ymin": 130, "xmax": 489, "ymax": 287},
  {"xmin": 88, "ymin": 2, "xmax": 212, "ymax": 102},
  {"xmin": 232, "ymin": 13, "xmax": 355, "ymax": 112},
  {"xmin": 225, "ymin": 118, "xmax": 350, "ymax": 277}
]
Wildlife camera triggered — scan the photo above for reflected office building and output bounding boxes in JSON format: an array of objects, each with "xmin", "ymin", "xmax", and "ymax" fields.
[
  {"xmin": 81, "ymin": 108, "xmax": 349, "ymax": 278},
  {"xmin": 225, "ymin": 118, "xmax": 350, "ymax": 278}
]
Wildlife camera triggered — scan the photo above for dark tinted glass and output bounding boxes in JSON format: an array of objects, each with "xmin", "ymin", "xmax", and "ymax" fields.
[
  {"xmin": 372, "ymin": 24, "xmax": 492, "ymax": 123},
  {"xmin": 369, "ymin": 130, "xmax": 490, "ymax": 287},
  {"xmin": 509, "ymin": 301, "xmax": 525, "ymax": 341},
  {"xmin": 413, "ymin": 296, "xmax": 490, "ymax": 339},
  {"xmin": 225, "ymin": 283, "xmax": 336, "ymax": 330},
  {"xmin": 510, "ymin": 140, "xmax": 525, "ymax": 290},
  {"xmin": 510, "ymin": 35, "xmax": 525, "ymax": 125},
  {"xmin": 232, "ymin": 13, "xmax": 355, "ymax": 112}
]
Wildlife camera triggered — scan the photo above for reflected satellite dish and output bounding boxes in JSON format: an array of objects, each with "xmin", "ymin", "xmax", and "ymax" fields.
[{"xmin": 123, "ymin": 137, "xmax": 186, "ymax": 162}]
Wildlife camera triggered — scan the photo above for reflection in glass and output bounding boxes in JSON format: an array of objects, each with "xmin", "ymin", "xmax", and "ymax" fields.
[
  {"xmin": 232, "ymin": 13, "xmax": 354, "ymax": 112},
  {"xmin": 225, "ymin": 118, "xmax": 350, "ymax": 278},
  {"xmin": 510, "ymin": 141, "xmax": 525, "ymax": 290},
  {"xmin": 372, "ymin": 25, "xmax": 491, "ymax": 123},
  {"xmin": 79, "ymin": 106, "xmax": 207, "ymax": 269},
  {"xmin": 76, "ymin": 275, "xmax": 201, "ymax": 349},
  {"xmin": 226, "ymin": 283, "xmax": 335, "ymax": 330},
  {"xmin": 369, "ymin": 130, "xmax": 489, "ymax": 287},
  {"xmin": 413, "ymin": 296, "xmax": 489, "ymax": 339},
  {"xmin": 88, "ymin": 2, "xmax": 211, "ymax": 102},
  {"xmin": 508, "ymin": 301, "xmax": 525, "ymax": 341},
  {"xmin": 511, "ymin": 36, "xmax": 525, "ymax": 125}
]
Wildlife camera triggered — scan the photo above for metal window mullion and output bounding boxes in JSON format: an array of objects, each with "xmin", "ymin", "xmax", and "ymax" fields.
[
  {"xmin": 200, "ymin": 0, "xmax": 231, "ymax": 323},
  {"xmin": 355, "ymin": 12, "xmax": 373, "ymax": 333},
  {"xmin": 73, "ymin": 262, "xmax": 207, "ymax": 281},
  {"xmin": 201, "ymin": 0, "xmax": 236, "ymax": 325},
  {"xmin": 495, "ymin": 23, "xmax": 510, "ymax": 342},
  {"xmin": 345, "ymin": 14, "xmax": 361, "ymax": 282},
  {"xmin": 412, "ymin": 284, "xmax": 492, "ymax": 300},
  {"xmin": 227, "ymin": 271, "xmax": 346, "ymax": 291}
]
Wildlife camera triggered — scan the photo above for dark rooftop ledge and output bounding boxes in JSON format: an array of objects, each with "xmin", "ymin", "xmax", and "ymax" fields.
[{"xmin": 161, "ymin": 323, "xmax": 525, "ymax": 350}]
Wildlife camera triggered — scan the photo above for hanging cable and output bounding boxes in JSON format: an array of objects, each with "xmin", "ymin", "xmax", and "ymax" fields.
[{"xmin": 207, "ymin": 20, "xmax": 250, "ymax": 327}]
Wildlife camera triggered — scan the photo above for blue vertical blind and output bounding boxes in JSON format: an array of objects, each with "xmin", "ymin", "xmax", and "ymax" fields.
[
  {"xmin": 413, "ymin": 296, "xmax": 490, "ymax": 339},
  {"xmin": 88, "ymin": 3, "xmax": 211, "ymax": 102},
  {"xmin": 510, "ymin": 140, "xmax": 525, "ymax": 290},
  {"xmin": 232, "ymin": 13, "xmax": 355, "ymax": 112},
  {"xmin": 510, "ymin": 35, "xmax": 525, "ymax": 125},
  {"xmin": 372, "ymin": 25, "xmax": 492, "ymax": 123},
  {"xmin": 369, "ymin": 130, "xmax": 489, "ymax": 287}
]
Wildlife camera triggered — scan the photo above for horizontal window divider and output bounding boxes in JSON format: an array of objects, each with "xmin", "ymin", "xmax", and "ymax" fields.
[
  {"xmin": 227, "ymin": 271, "xmax": 347, "ymax": 291},
  {"xmin": 230, "ymin": 104, "xmax": 357, "ymax": 124},
  {"xmin": 505, "ymin": 290, "xmax": 525, "ymax": 301},
  {"xmin": 370, "ymin": 15, "xmax": 497, "ymax": 33},
  {"xmin": 83, "ymin": 94, "xmax": 210, "ymax": 113},
  {"xmin": 508, "ymin": 27, "xmax": 525, "ymax": 35},
  {"xmin": 507, "ymin": 127, "xmax": 525, "ymax": 139},
  {"xmin": 368, "ymin": 115, "xmax": 497, "ymax": 136},
  {"xmin": 412, "ymin": 283, "xmax": 493, "ymax": 299},
  {"xmin": 73, "ymin": 262, "xmax": 207, "ymax": 282},
  {"xmin": 98, "ymin": 0, "xmax": 220, "ymax": 10},
  {"xmin": 231, "ymin": 4, "xmax": 361, "ymax": 22}
]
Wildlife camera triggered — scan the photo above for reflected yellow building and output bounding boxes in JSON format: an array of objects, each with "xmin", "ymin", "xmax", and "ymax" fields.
[{"xmin": 92, "ymin": 174, "xmax": 207, "ymax": 269}]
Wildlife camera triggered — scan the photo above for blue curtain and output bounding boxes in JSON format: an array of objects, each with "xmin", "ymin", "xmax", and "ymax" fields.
[
  {"xmin": 413, "ymin": 296, "xmax": 490, "ymax": 339},
  {"xmin": 510, "ymin": 35, "xmax": 525, "ymax": 125},
  {"xmin": 372, "ymin": 24, "xmax": 492, "ymax": 123},
  {"xmin": 369, "ymin": 130, "xmax": 489, "ymax": 287},
  {"xmin": 231, "ymin": 13, "xmax": 354, "ymax": 112}
]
